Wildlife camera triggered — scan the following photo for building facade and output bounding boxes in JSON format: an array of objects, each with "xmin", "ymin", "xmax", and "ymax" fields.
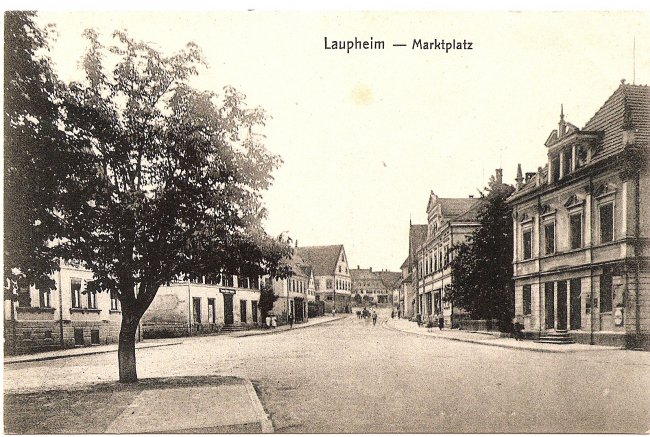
[
  {"xmin": 4, "ymin": 261, "xmax": 122, "ymax": 354},
  {"xmin": 296, "ymin": 245, "xmax": 352, "ymax": 313},
  {"xmin": 509, "ymin": 83, "xmax": 650, "ymax": 349},
  {"xmin": 141, "ymin": 273, "xmax": 264, "ymax": 337},
  {"xmin": 272, "ymin": 253, "xmax": 316, "ymax": 322},
  {"xmin": 400, "ymin": 223, "xmax": 427, "ymax": 319},
  {"xmin": 414, "ymin": 192, "xmax": 482, "ymax": 327}
]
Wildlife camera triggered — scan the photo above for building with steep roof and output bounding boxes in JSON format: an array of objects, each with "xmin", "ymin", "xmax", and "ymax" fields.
[
  {"xmin": 351, "ymin": 267, "xmax": 401, "ymax": 305},
  {"xmin": 271, "ymin": 252, "xmax": 316, "ymax": 322},
  {"xmin": 295, "ymin": 244, "xmax": 351, "ymax": 313},
  {"xmin": 508, "ymin": 82, "xmax": 650, "ymax": 349},
  {"xmin": 414, "ymin": 185, "xmax": 485, "ymax": 327},
  {"xmin": 399, "ymin": 223, "xmax": 428, "ymax": 319}
]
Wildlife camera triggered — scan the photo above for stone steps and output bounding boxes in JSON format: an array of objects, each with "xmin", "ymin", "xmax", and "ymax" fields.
[{"xmin": 536, "ymin": 330, "xmax": 575, "ymax": 344}]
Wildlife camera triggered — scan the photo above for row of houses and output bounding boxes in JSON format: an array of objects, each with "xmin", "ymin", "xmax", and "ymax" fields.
[
  {"xmin": 4, "ymin": 244, "xmax": 353, "ymax": 354},
  {"xmin": 399, "ymin": 82, "xmax": 650, "ymax": 349}
]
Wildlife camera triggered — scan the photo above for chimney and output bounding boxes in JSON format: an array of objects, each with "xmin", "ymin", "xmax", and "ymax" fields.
[
  {"xmin": 357, "ymin": 265, "xmax": 360, "ymax": 269},
  {"xmin": 369, "ymin": 267, "xmax": 372, "ymax": 272},
  {"xmin": 295, "ymin": 240, "xmax": 298, "ymax": 248},
  {"xmin": 495, "ymin": 168, "xmax": 503, "ymax": 185}
]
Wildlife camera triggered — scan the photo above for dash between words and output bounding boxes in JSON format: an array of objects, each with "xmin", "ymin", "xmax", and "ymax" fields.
[{"xmin": 324, "ymin": 37, "xmax": 474, "ymax": 53}]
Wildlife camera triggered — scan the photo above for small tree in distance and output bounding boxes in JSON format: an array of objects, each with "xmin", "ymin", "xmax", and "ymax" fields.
[{"xmin": 56, "ymin": 29, "xmax": 292, "ymax": 382}]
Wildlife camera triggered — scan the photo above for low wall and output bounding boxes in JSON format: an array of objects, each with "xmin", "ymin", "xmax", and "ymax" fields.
[{"xmin": 459, "ymin": 319, "xmax": 501, "ymax": 332}]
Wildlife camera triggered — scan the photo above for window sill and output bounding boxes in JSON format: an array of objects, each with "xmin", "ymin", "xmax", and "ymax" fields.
[
  {"xmin": 70, "ymin": 308, "xmax": 101, "ymax": 314},
  {"xmin": 109, "ymin": 309, "xmax": 122, "ymax": 314},
  {"xmin": 16, "ymin": 307, "xmax": 56, "ymax": 314}
]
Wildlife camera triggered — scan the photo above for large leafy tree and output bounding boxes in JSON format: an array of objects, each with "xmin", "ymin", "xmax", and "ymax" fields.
[
  {"xmin": 4, "ymin": 12, "xmax": 67, "ymax": 293},
  {"xmin": 447, "ymin": 177, "xmax": 515, "ymax": 330},
  {"xmin": 58, "ymin": 29, "xmax": 292, "ymax": 382}
]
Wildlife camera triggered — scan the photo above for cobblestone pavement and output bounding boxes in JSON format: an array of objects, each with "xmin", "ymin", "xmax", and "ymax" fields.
[{"xmin": 5, "ymin": 314, "xmax": 650, "ymax": 433}]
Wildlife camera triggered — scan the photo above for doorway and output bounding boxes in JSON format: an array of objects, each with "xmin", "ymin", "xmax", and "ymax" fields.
[
  {"xmin": 223, "ymin": 293, "xmax": 234, "ymax": 325},
  {"xmin": 557, "ymin": 281, "xmax": 567, "ymax": 330},
  {"xmin": 544, "ymin": 282, "xmax": 555, "ymax": 330}
]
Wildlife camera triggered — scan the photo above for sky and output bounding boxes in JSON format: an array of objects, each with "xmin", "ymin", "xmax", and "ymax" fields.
[{"xmin": 31, "ymin": 8, "xmax": 650, "ymax": 272}]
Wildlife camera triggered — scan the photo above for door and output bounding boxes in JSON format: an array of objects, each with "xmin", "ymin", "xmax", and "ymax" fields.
[
  {"xmin": 240, "ymin": 299, "xmax": 247, "ymax": 323},
  {"xmin": 223, "ymin": 294, "xmax": 234, "ymax": 325},
  {"xmin": 251, "ymin": 300, "xmax": 258, "ymax": 323},
  {"xmin": 192, "ymin": 297, "xmax": 201, "ymax": 324},
  {"xmin": 557, "ymin": 281, "xmax": 567, "ymax": 330},
  {"xmin": 544, "ymin": 282, "xmax": 555, "ymax": 329},
  {"xmin": 295, "ymin": 298, "xmax": 304, "ymax": 321},
  {"xmin": 570, "ymin": 278, "xmax": 582, "ymax": 330}
]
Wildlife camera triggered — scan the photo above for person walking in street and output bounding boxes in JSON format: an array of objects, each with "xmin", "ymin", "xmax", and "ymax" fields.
[
  {"xmin": 372, "ymin": 310, "xmax": 378, "ymax": 326},
  {"xmin": 288, "ymin": 312, "xmax": 294, "ymax": 328}
]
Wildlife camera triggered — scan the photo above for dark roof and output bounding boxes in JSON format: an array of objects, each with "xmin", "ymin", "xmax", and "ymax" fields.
[
  {"xmin": 377, "ymin": 271, "xmax": 402, "ymax": 289},
  {"xmin": 438, "ymin": 198, "xmax": 481, "ymax": 219},
  {"xmin": 453, "ymin": 197, "xmax": 485, "ymax": 222},
  {"xmin": 511, "ymin": 83, "xmax": 650, "ymax": 199},
  {"xmin": 584, "ymin": 83, "xmax": 650, "ymax": 164},
  {"xmin": 295, "ymin": 245, "xmax": 343, "ymax": 277},
  {"xmin": 400, "ymin": 256, "xmax": 409, "ymax": 269}
]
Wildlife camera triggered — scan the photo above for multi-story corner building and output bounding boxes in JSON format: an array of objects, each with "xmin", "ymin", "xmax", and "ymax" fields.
[
  {"xmin": 509, "ymin": 82, "xmax": 649, "ymax": 349},
  {"xmin": 141, "ymin": 273, "xmax": 264, "ymax": 337},
  {"xmin": 414, "ymin": 191, "xmax": 482, "ymax": 327},
  {"xmin": 4, "ymin": 261, "xmax": 122, "ymax": 354},
  {"xmin": 296, "ymin": 244, "xmax": 351, "ymax": 313},
  {"xmin": 351, "ymin": 267, "xmax": 401, "ymax": 305},
  {"xmin": 400, "ymin": 222, "xmax": 427, "ymax": 319},
  {"xmin": 272, "ymin": 252, "xmax": 316, "ymax": 322}
]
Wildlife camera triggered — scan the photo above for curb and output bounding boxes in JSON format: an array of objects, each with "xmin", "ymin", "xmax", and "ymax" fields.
[
  {"xmin": 4, "ymin": 341, "xmax": 183, "ymax": 365},
  {"xmin": 244, "ymin": 380, "xmax": 274, "ymax": 433},
  {"xmin": 382, "ymin": 320, "xmax": 609, "ymax": 354}
]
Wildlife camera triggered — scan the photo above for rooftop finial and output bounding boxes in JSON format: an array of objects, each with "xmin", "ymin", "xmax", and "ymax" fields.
[{"xmin": 560, "ymin": 104, "xmax": 564, "ymax": 120}]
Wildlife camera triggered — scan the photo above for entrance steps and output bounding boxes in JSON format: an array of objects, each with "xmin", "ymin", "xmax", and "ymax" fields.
[{"xmin": 536, "ymin": 330, "xmax": 575, "ymax": 344}]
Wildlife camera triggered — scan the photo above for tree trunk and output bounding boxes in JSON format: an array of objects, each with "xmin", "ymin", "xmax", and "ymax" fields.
[{"xmin": 118, "ymin": 313, "xmax": 140, "ymax": 383}]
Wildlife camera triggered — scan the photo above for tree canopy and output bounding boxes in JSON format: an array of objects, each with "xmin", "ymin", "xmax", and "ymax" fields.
[
  {"xmin": 4, "ymin": 11, "xmax": 68, "ymax": 292},
  {"xmin": 447, "ymin": 177, "xmax": 515, "ymax": 329}
]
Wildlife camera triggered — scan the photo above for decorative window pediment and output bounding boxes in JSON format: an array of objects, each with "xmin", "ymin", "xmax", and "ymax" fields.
[
  {"xmin": 564, "ymin": 194, "xmax": 585, "ymax": 210},
  {"xmin": 594, "ymin": 183, "xmax": 617, "ymax": 199},
  {"xmin": 520, "ymin": 212, "xmax": 533, "ymax": 226},
  {"xmin": 540, "ymin": 204, "xmax": 557, "ymax": 221}
]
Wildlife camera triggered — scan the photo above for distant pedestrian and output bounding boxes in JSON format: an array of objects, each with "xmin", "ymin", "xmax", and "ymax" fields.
[
  {"xmin": 438, "ymin": 317, "xmax": 444, "ymax": 330},
  {"xmin": 332, "ymin": 308, "xmax": 336, "ymax": 317},
  {"xmin": 391, "ymin": 310, "xmax": 395, "ymax": 318},
  {"xmin": 288, "ymin": 312, "xmax": 294, "ymax": 328},
  {"xmin": 372, "ymin": 310, "xmax": 378, "ymax": 326}
]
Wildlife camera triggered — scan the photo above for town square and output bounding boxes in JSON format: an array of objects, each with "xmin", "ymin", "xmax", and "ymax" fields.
[{"xmin": 4, "ymin": 7, "xmax": 650, "ymax": 434}]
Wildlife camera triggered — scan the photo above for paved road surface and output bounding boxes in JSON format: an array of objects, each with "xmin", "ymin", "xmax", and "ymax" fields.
[{"xmin": 5, "ymin": 314, "xmax": 649, "ymax": 433}]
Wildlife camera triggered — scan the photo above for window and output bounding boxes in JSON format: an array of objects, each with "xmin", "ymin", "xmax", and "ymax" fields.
[
  {"xmin": 220, "ymin": 274, "xmax": 234, "ymax": 287},
  {"xmin": 91, "ymin": 329, "xmax": 100, "ymax": 345},
  {"xmin": 110, "ymin": 292, "xmax": 119, "ymax": 311},
  {"xmin": 576, "ymin": 144, "xmax": 588, "ymax": 169},
  {"xmin": 523, "ymin": 285, "xmax": 532, "ymax": 315},
  {"xmin": 252, "ymin": 301, "xmax": 258, "ymax": 323},
  {"xmin": 39, "ymin": 289, "xmax": 51, "ymax": 308},
  {"xmin": 240, "ymin": 277, "xmax": 250, "ymax": 289},
  {"xmin": 208, "ymin": 298, "xmax": 216, "ymax": 324},
  {"xmin": 250, "ymin": 276, "xmax": 260, "ymax": 290},
  {"xmin": 522, "ymin": 229, "xmax": 533, "ymax": 260},
  {"xmin": 544, "ymin": 222, "xmax": 555, "ymax": 254},
  {"xmin": 71, "ymin": 278, "xmax": 82, "ymax": 309},
  {"xmin": 17, "ymin": 284, "xmax": 31, "ymax": 307},
  {"xmin": 87, "ymin": 290, "xmax": 97, "ymax": 309},
  {"xmin": 600, "ymin": 271, "xmax": 613, "ymax": 313},
  {"xmin": 339, "ymin": 265, "xmax": 342, "ymax": 273},
  {"xmin": 562, "ymin": 147, "xmax": 573, "ymax": 176},
  {"xmin": 570, "ymin": 213, "xmax": 583, "ymax": 249},
  {"xmin": 599, "ymin": 203, "xmax": 614, "ymax": 243},
  {"xmin": 551, "ymin": 156, "xmax": 560, "ymax": 183},
  {"xmin": 315, "ymin": 280, "xmax": 320, "ymax": 291},
  {"xmin": 326, "ymin": 279, "xmax": 333, "ymax": 289},
  {"xmin": 74, "ymin": 328, "xmax": 84, "ymax": 346}
]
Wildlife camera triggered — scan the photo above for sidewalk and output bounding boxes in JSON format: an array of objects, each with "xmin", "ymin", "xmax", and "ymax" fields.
[
  {"xmin": 231, "ymin": 314, "xmax": 347, "ymax": 338},
  {"xmin": 384, "ymin": 317, "xmax": 622, "ymax": 353},
  {"xmin": 4, "ymin": 337, "xmax": 183, "ymax": 365},
  {"xmin": 4, "ymin": 375, "xmax": 273, "ymax": 434}
]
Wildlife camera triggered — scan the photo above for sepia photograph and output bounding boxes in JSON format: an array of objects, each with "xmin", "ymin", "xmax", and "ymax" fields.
[{"xmin": 3, "ymin": 3, "xmax": 650, "ymax": 434}]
